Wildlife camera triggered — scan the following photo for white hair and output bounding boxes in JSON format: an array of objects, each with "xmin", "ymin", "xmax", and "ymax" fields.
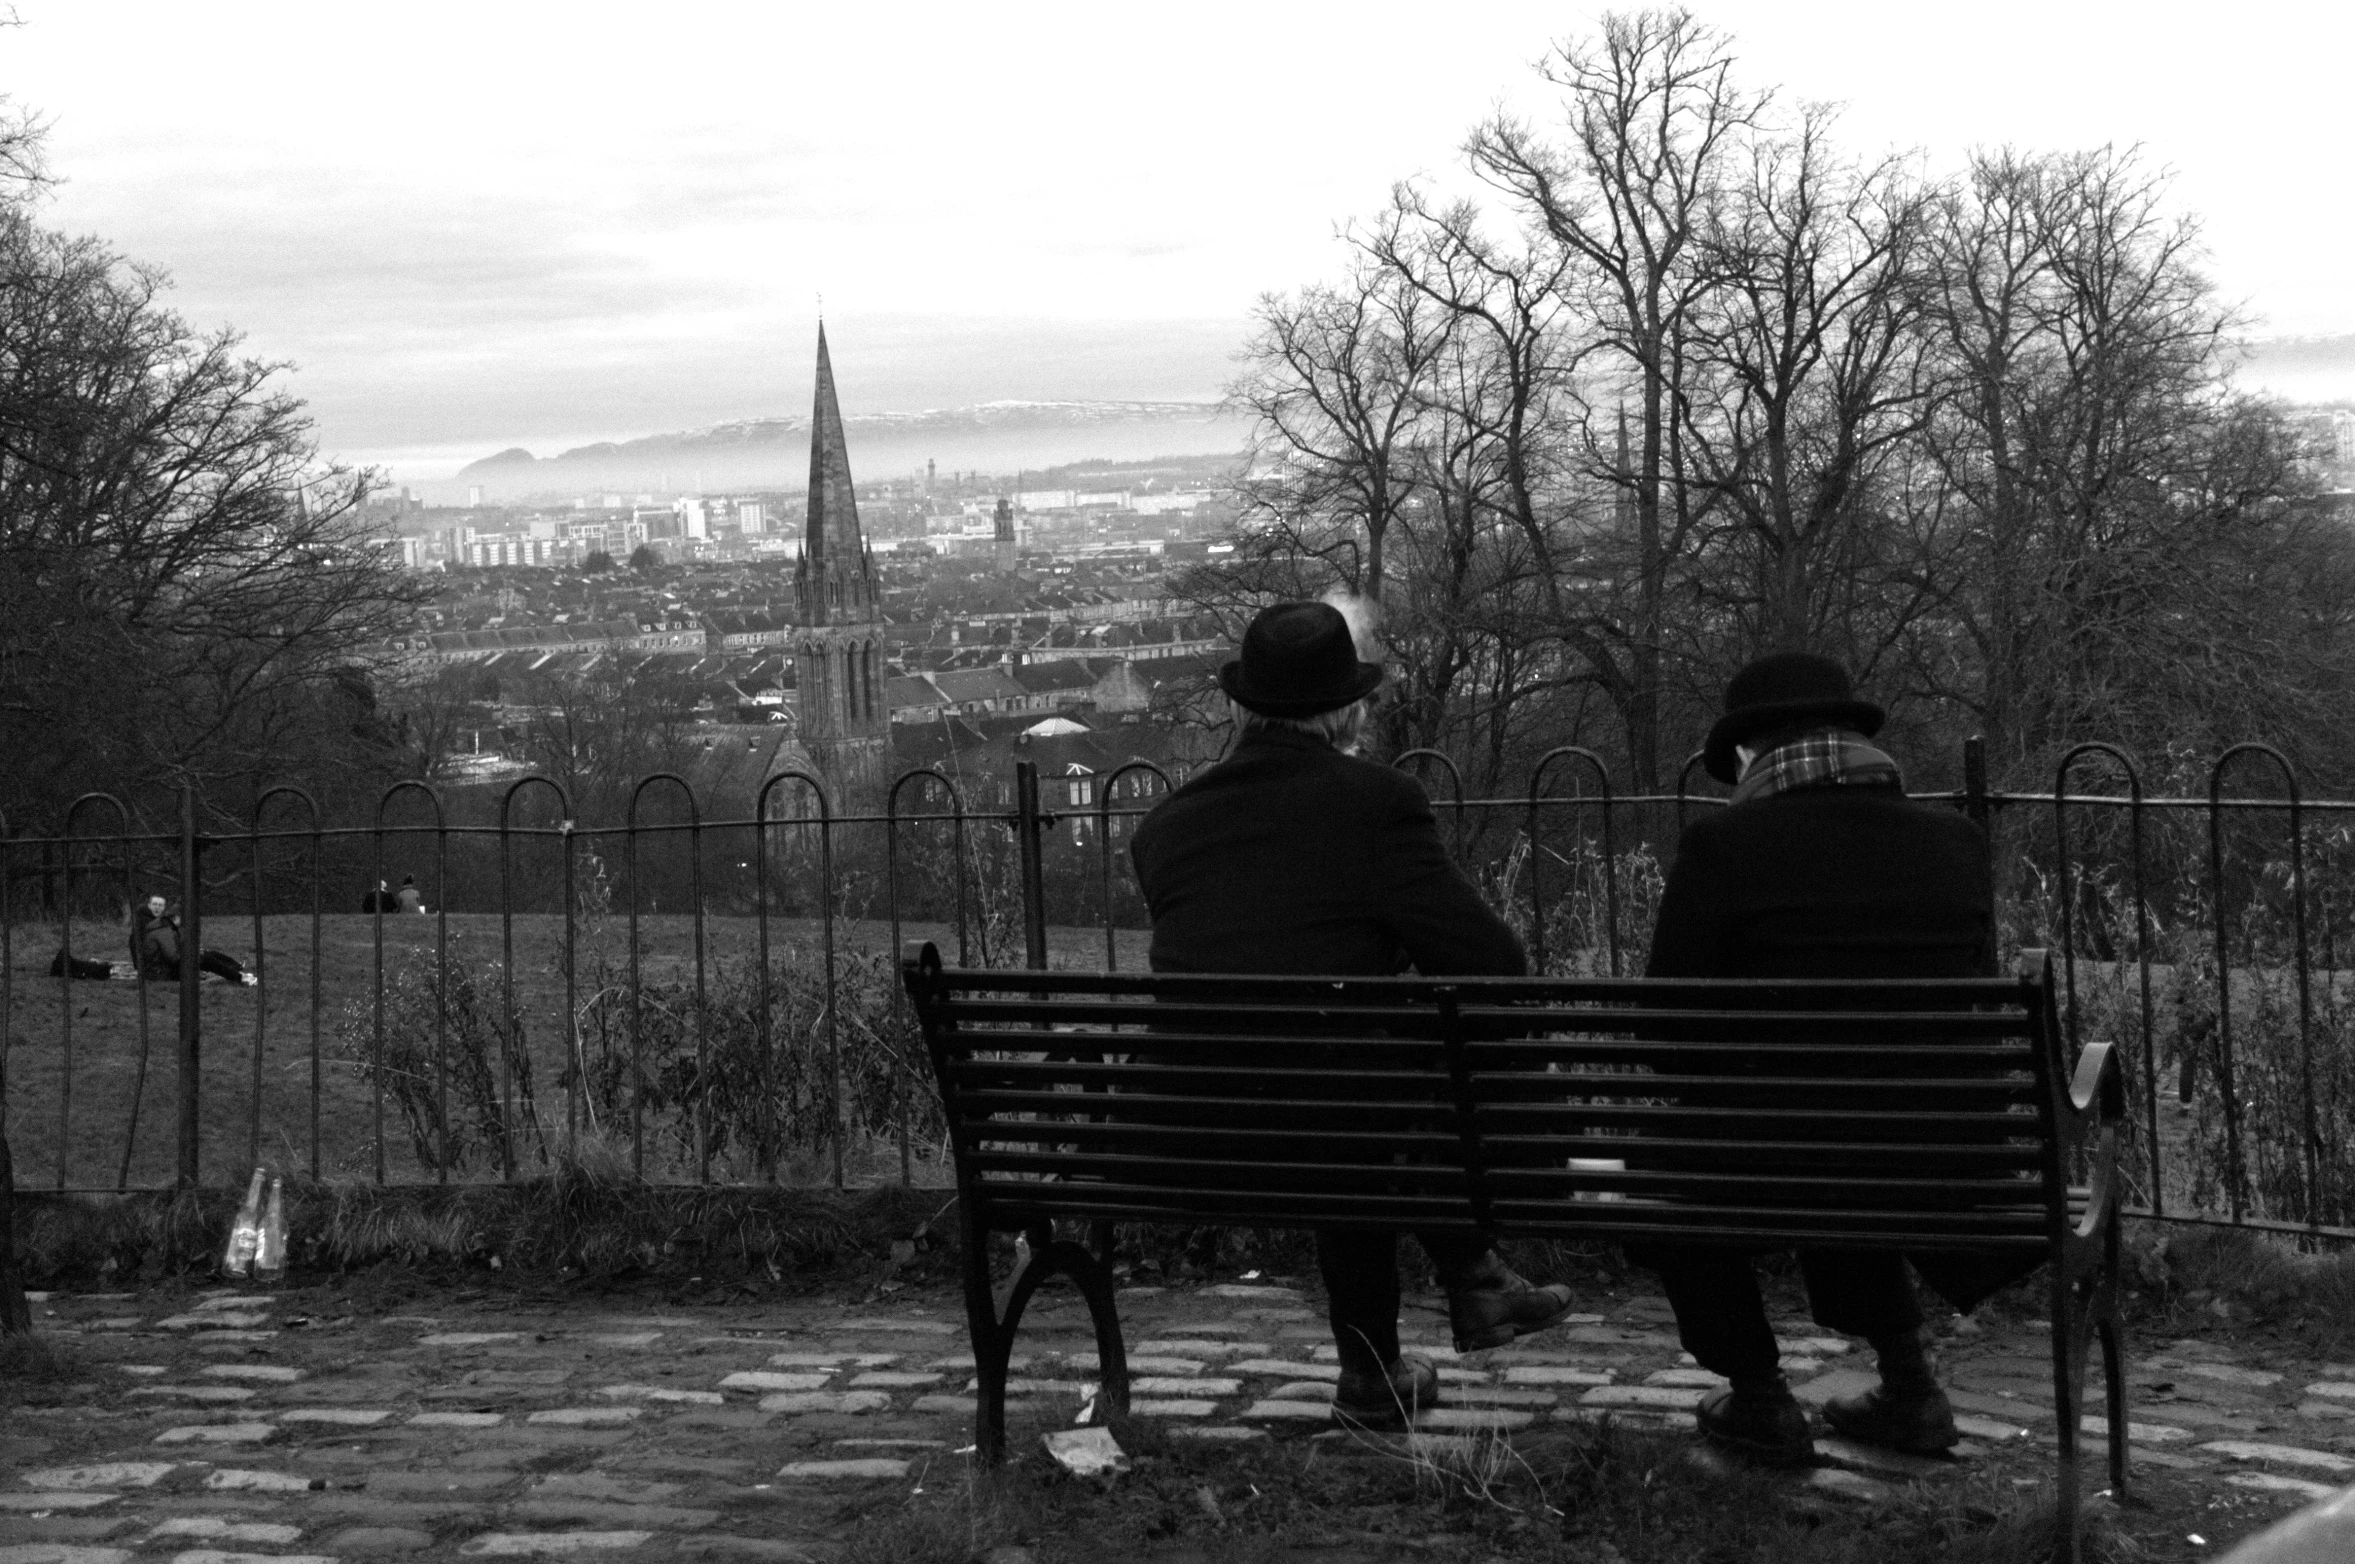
[{"xmin": 1232, "ymin": 696, "xmax": 1370, "ymax": 755}]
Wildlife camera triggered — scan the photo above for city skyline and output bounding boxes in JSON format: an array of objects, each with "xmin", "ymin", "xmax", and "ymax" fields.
[{"xmin": 9, "ymin": 0, "xmax": 2353, "ymax": 483}]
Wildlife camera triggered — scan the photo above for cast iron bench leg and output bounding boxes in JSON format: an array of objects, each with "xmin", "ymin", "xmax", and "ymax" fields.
[
  {"xmin": 2050, "ymin": 1247, "xmax": 2128, "ymax": 1564},
  {"xmin": 2050, "ymin": 1271, "xmax": 2085, "ymax": 1564},
  {"xmin": 961, "ymin": 1219, "xmax": 1130, "ymax": 1465}
]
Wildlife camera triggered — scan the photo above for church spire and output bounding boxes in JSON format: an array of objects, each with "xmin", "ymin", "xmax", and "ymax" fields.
[{"xmin": 798, "ymin": 322, "xmax": 878, "ymax": 627}]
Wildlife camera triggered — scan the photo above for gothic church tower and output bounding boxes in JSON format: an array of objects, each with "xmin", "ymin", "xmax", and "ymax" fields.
[{"xmin": 792, "ymin": 325, "xmax": 889, "ymax": 810}]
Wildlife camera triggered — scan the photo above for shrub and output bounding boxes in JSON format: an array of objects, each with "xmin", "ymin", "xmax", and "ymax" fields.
[
  {"xmin": 332, "ymin": 930, "xmax": 542, "ymax": 1178},
  {"xmin": 564, "ymin": 942, "xmax": 940, "ymax": 1183}
]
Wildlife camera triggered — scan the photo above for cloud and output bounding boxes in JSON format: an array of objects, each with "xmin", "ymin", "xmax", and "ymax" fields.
[{"xmin": 16, "ymin": 0, "xmax": 2349, "ymax": 473}]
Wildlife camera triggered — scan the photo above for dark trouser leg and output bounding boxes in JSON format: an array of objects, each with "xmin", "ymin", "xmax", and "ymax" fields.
[
  {"xmin": 1799, "ymin": 1250, "xmax": 1936, "ymax": 1392},
  {"xmin": 1413, "ymin": 1229, "xmax": 1492, "ymax": 1290},
  {"xmin": 199, "ymin": 950, "xmax": 246, "ymax": 983},
  {"xmin": 1796, "ymin": 1250, "xmax": 1923, "ymax": 1341},
  {"xmin": 1632, "ymin": 1244, "xmax": 1779, "ymax": 1382},
  {"xmin": 1317, "ymin": 1228, "xmax": 1401, "ymax": 1376}
]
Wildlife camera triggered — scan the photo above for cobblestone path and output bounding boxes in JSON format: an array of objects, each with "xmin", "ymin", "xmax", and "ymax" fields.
[{"xmin": 5, "ymin": 1277, "xmax": 2351, "ymax": 1561}]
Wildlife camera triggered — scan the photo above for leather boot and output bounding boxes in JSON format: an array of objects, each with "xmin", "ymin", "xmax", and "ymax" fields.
[
  {"xmin": 1333, "ymin": 1352, "xmax": 1439, "ymax": 1430},
  {"xmin": 1825, "ymin": 1329, "xmax": 1958, "ymax": 1455},
  {"xmin": 1823, "ymin": 1383, "xmax": 1959, "ymax": 1455},
  {"xmin": 1696, "ymin": 1382, "xmax": 1815, "ymax": 1468},
  {"xmin": 1444, "ymin": 1251, "xmax": 1576, "ymax": 1351}
]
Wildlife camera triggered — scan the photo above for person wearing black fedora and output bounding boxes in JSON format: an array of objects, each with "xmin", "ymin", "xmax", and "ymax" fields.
[
  {"xmin": 1631, "ymin": 650, "xmax": 2019, "ymax": 1466},
  {"xmin": 1130, "ymin": 600, "xmax": 1575, "ymax": 1428}
]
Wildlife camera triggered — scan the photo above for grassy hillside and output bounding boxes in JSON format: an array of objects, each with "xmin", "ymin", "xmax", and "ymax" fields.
[{"xmin": 1, "ymin": 911, "xmax": 1147, "ymax": 1191}]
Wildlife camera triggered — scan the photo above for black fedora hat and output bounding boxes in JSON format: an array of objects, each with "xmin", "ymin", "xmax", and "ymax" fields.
[
  {"xmin": 1218, "ymin": 601, "xmax": 1384, "ymax": 719},
  {"xmin": 1703, "ymin": 651, "xmax": 1884, "ymax": 784}
]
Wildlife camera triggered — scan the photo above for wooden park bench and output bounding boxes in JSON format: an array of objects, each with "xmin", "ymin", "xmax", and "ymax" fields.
[{"xmin": 903, "ymin": 945, "xmax": 2126, "ymax": 1559}]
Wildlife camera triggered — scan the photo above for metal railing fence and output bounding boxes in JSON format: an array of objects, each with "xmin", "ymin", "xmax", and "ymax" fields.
[{"xmin": 1, "ymin": 738, "xmax": 2346, "ymax": 1246}]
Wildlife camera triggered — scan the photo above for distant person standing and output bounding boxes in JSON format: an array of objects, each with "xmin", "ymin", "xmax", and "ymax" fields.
[{"xmin": 396, "ymin": 875, "xmax": 425, "ymax": 914}]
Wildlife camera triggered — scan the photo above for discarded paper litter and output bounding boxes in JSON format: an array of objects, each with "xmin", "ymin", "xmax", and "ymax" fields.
[{"xmin": 1043, "ymin": 1427, "xmax": 1129, "ymax": 1479}]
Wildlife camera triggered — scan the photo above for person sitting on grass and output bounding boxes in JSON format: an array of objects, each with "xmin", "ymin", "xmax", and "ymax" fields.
[{"xmin": 133, "ymin": 894, "xmax": 256, "ymax": 987}]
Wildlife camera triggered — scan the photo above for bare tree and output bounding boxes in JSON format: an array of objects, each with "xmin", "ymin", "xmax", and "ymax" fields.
[
  {"xmin": 383, "ymin": 661, "xmax": 500, "ymax": 782},
  {"xmin": 0, "ymin": 204, "xmax": 422, "ymax": 830},
  {"xmin": 1468, "ymin": 6, "xmax": 1765, "ymax": 787},
  {"xmin": 506, "ymin": 655, "xmax": 704, "ymax": 824},
  {"xmin": 1226, "ymin": 220, "xmax": 1456, "ymax": 605},
  {"xmin": 1907, "ymin": 147, "xmax": 2309, "ymax": 778},
  {"xmin": 1210, "ymin": 14, "xmax": 2344, "ymax": 801},
  {"xmin": 1676, "ymin": 108, "xmax": 1936, "ymax": 660}
]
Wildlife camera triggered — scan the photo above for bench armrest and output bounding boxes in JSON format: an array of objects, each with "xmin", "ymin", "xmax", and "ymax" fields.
[
  {"xmin": 2067, "ymin": 1041, "xmax": 2124, "ymax": 1122},
  {"xmin": 2061, "ymin": 1041, "xmax": 2124, "ymax": 1251}
]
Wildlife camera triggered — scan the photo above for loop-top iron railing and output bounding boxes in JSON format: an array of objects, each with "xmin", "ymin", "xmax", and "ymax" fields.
[{"xmin": 0, "ymin": 737, "xmax": 2347, "ymax": 1246}]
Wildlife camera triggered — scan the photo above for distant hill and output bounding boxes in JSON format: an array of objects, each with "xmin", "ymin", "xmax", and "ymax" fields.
[
  {"xmin": 2237, "ymin": 334, "xmax": 2355, "ymax": 406},
  {"xmin": 446, "ymin": 401, "xmax": 1250, "ymax": 501}
]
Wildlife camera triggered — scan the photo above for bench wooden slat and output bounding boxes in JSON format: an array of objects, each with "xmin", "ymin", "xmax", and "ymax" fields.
[
  {"xmin": 970, "ymin": 1180, "xmax": 2049, "ymax": 1235},
  {"xmin": 1468, "ymin": 1101, "xmax": 2037, "ymax": 1137},
  {"xmin": 1478, "ymin": 1134, "xmax": 2045, "ymax": 1168},
  {"xmin": 939, "ymin": 1027, "xmax": 2041, "ymax": 1063},
  {"xmin": 967, "ymin": 1154, "xmax": 2032, "ymax": 1209},
  {"xmin": 932, "ymin": 967, "xmax": 2037, "ymax": 1005},
  {"xmin": 961, "ymin": 1119, "xmax": 2044, "ymax": 1169},
  {"xmin": 1481, "ymin": 1210, "xmax": 2052, "ymax": 1248},
  {"xmin": 1457, "ymin": 1039, "xmax": 2037, "ymax": 1063},
  {"xmin": 1482, "ymin": 1166, "xmax": 2043, "ymax": 1202},
  {"xmin": 968, "ymin": 1121, "xmax": 1467, "ymax": 1154},
  {"xmin": 948, "ymin": 1059, "xmax": 2036, "ymax": 1103},
  {"xmin": 972, "ymin": 1183, "xmax": 1486, "ymax": 1222},
  {"xmin": 941, "ymin": 997, "xmax": 2042, "ymax": 1038},
  {"xmin": 951, "ymin": 1061, "xmax": 1448, "ymax": 1092},
  {"xmin": 954, "ymin": 1089, "xmax": 1455, "ymax": 1123},
  {"xmin": 966, "ymin": 1151, "xmax": 1473, "ymax": 1189},
  {"xmin": 954, "ymin": 1105, "xmax": 2038, "ymax": 1145}
]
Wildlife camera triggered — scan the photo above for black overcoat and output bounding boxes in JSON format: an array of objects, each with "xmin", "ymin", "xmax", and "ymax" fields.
[
  {"xmin": 1641, "ymin": 778, "xmax": 2030, "ymax": 1310},
  {"xmin": 1646, "ymin": 783, "xmax": 1993, "ymax": 983},
  {"xmin": 1126, "ymin": 726, "xmax": 1523, "ymax": 1181},
  {"xmin": 1130, "ymin": 727, "xmax": 1525, "ymax": 979}
]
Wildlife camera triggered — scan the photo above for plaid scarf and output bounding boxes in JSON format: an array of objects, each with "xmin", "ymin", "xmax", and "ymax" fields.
[{"xmin": 1730, "ymin": 729, "xmax": 1904, "ymax": 806}]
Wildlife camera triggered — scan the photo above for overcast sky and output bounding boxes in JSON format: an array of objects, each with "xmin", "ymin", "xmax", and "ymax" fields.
[{"xmin": 11, "ymin": 1, "xmax": 2351, "ymax": 480}]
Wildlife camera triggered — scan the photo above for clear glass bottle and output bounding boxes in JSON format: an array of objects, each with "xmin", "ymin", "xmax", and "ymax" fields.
[
  {"xmin": 221, "ymin": 1167, "xmax": 265, "ymax": 1279},
  {"xmin": 253, "ymin": 1176, "xmax": 288, "ymax": 1283}
]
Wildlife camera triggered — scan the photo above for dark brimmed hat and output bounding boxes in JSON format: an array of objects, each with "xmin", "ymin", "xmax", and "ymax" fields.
[
  {"xmin": 1703, "ymin": 652, "xmax": 1884, "ymax": 784},
  {"xmin": 1218, "ymin": 601, "xmax": 1384, "ymax": 719}
]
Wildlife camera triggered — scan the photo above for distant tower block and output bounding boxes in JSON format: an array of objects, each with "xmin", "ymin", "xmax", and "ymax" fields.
[
  {"xmin": 993, "ymin": 496, "xmax": 1017, "ymax": 574},
  {"xmin": 791, "ymin": 323, "xmax": 889, "ymax": 813}
]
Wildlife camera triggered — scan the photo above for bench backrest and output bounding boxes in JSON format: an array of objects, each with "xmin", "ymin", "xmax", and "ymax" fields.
[{"xmin": 903, "ymin": 946, "xmax": 2073, "ymax": 1253}]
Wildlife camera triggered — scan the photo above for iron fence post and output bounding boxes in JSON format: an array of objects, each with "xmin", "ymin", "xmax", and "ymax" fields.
[
  {"xmin": 1015, "ymin": 760, "xmax": 1048, "ymax": 972},
  {"xmin": 177, "ymin": 784, "xmax": 201, "ymax": 1188},
  {"xmin": 0, "ymin": 828, "xmax": 10, "ymax": 1138},
  {"xmin": 1964, "ymin": 734, "xmax": 1990, "ymax": 836}
]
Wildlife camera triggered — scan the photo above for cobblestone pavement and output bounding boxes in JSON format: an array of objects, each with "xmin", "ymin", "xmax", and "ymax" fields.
[{"xmin": 5, "ymin": 1276, "xmax": 2352, "ymax": 1562}]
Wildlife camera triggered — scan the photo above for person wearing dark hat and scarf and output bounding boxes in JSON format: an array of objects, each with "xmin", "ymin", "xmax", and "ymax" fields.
[
  {"xmin": 1130, "ymin": 600, "xmax": 1575, "ymax": 1429},
  {"xmin": 1630, "ymin": 651, "xmax": 2017, "ymax": 1466}
]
